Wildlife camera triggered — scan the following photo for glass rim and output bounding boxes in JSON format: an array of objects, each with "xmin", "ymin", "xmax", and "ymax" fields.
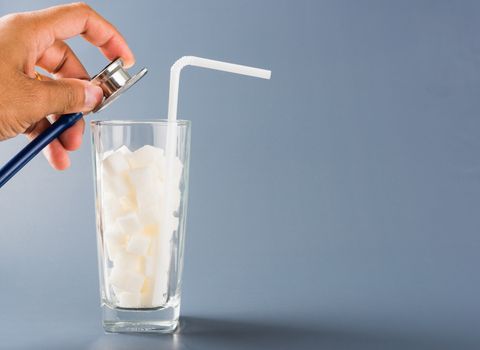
[{"xmin": 90, "ymin": 119, "xmax": 191, "ymax": 127}]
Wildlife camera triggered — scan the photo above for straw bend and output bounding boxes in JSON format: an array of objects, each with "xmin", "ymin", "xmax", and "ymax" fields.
[
  {"xmin": 168, "ymin": 56, "xmax": 271, "ymax": 120},
  {"xmin": 170, "ymin": 56, "xmax": 271, "ymax": 79}
]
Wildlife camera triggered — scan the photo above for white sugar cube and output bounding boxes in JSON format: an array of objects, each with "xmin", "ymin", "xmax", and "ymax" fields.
[
  {"xmin": 102, "ymin": 196, "xmax": 124, "ymax": 223},
  {"xmin": 127, "ymin": 166, "xmax": 158, "ymax": 191},
  {"xmin": 136, "ymin": 186, "xmax": 163, "ymax": 212},
  {"xmin": 144, "ymin": 224, "xmax": 160, "ymax": 237},
  {"xmin": 112, "ymin": 251, "xmax": 142, "ymax": 272},
  {"xmin": 141, "ymin": 277, "xmax": 152, "ymax": 293},
  {"xmin": 102, "ymin": 150, "xmax": 114, "ymax": 161},
  {"xmin": 140, "ymin": 278, "xmax": 153, "ymax": 307},
  {"xmin": 105, "ymin": 240, "xmax": 123, "ymax": 261},
  {"xmin": 140, "ymin": 293, "xmax": 152, "ymax": 307},
  {"xmin": 116, "ymin": 145, "xmax": 132, "ymax": 155},
  {"xmin": 104, "ymin": 222, "xmax": 125, "ymax": 239},
  {"xmin": 148, "ymin": 234, "xmax": 172, "ymax": 276},
  {"xmin": 102, "ymin": 192, "xmax": 120, "ymax": 208},
  {"xmin": 138, "ymin": 204, "xmax": 163, "ymax": 227},
  {"xmin": 109, "ymin": 267, "xmax": 145, "ymax": 293},
  {"xmin": 102, "ymin": 195, "xmax": 136, "ymax": 229},
  {"xmin": 103, "ymin": 151, "xmax": 130, "ymax": 175},
  {"xmin": 103, "ymin": 213, "xmax": 118, "ymax": 232},
  {"xmin": 126, "ymin": 234, "xmax": 151, "ymax": 256},
  {"xmin": 143, "ymin": 256, "xmax": 155, "ymax": 277},
  {"xmin": 104, "ymin": 225, "xmax": 127, "ymax": 254},
  {"xmin": 116, "ymin": 212, "xmax": 142, "ymax": 235},
  {"xmin": 127, "ymin": 145, "xmax": 164, "ymax": 169},
  {"xmin": 119, "ymin": 195, "xmax": 136, "ymax": 212},
  {"xmin": 102, "ymin": 174, "xmax": 132, "ymax": 197},
  {"xmin": 117, "ymin": 291, "xmax": 141, "ymax": 308}
]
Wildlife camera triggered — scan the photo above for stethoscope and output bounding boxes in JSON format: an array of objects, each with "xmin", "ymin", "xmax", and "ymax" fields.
[{"xmin": 0, "ymin": 58, "xmax": 147, "ymax": 188}]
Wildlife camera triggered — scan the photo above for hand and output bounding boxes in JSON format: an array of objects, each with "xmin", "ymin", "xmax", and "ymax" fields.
[{"xmin": 0, "ymin": 2, "xmax": 135, "ymax": 170}]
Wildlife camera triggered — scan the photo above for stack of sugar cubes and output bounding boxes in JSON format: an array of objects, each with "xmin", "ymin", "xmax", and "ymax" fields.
[{"xmin": 100, "ymin": 145, "xmax": 183, "ymax": 309}]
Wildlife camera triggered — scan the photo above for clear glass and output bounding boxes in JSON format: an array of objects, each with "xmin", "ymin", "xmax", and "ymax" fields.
[{"xmin": 90, "ymin": 119, "xmax": 191, "ymax": 333}]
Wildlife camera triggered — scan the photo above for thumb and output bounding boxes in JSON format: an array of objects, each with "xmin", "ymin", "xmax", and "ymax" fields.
[{"xmin": 35, "ymin": 78, "xmax": 103, "ymax": 116}]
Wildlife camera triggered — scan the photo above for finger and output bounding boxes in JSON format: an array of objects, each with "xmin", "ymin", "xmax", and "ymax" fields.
[
  {"xmin": 22, "ymin": 77, "xmax": 103, "ymax": 122},
  {"xmin": 25, "ymin": 118, "xmax": 70, "ymax": 170},
  {"xmin": 37, "ymin": 40, "xmax": 89, "ymax": 80},
  {"xmin": 30, "ymin": 3, "xmax": 135, "ymax": 67},
  {"xmin": 48, "ymin": 114, "xmax": 85, "ymax": 151},
  {"xmin": 36, "ymin": 41, "xmax": 87, "ymax": 150}
]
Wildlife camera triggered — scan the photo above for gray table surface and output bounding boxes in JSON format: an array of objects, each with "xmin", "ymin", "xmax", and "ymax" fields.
[{"xmin": 1, "ymin": 0, "xmax": 480, "ymax": 349}]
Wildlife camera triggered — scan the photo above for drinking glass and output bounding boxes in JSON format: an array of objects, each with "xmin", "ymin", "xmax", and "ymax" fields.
[{"xmin": 90, "ymin": 119, "xmax": 191, "ymax": 333}]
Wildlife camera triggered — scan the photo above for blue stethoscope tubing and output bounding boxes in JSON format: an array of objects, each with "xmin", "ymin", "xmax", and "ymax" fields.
[{"xmin": 0, "ymin": 112, "xmax": 83, "ymax": 188}]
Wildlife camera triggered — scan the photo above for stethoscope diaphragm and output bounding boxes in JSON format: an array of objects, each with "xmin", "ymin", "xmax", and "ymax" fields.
[{"xmin": 91, "ymin": 58, "xmax": 147, "ymax": 113}]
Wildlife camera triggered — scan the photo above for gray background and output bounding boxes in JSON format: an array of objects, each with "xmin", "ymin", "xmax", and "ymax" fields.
[{"xmin": 0, "ymin": 0, "xmax": 479, "ymax": 349}]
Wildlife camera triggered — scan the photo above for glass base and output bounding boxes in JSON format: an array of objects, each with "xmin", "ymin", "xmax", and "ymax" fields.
[{"xmin": 102, "ymin": 302, "xmax": 180, "ymax": 333}]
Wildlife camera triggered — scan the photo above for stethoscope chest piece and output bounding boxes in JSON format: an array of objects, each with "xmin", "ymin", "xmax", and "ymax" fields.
[{"xmin": 91, "ymin": 58, "xmax": 147, "ymax": 113}]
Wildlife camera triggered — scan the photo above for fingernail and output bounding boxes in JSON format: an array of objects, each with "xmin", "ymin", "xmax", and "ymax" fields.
[{"xmin": 84, "ymin": 84, "xmax": 103, "ymax": 110}]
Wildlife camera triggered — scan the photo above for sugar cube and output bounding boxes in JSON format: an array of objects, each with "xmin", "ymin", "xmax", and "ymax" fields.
[
  {"xmin": 119, "ymin": 195, "xmax": 137, "ymax": 212},
  {"xmin": 138, "ymin": 204, "xmax": 162, "ymax": 227},
  {"xmin": 116, "ymin": 212, "xmax": 142, "ymax": 235},
  {"xmin": 127, "ymin": 145, "xmax": 164, "ymax": 169},
  {"xmin": 105, "ymin": 240, "xmax": 123, "ymax": 261},
  {"xmin": 102, "ymin": 196, "xmax": 124, "ymax": 223},
  {"xmin": 117, "ymin": 291, "xmax": 141, "ymax": 308},
  {"xmin": 128, "ymin": 166, "xmax": 158, "ymax": 191},
  {"xmin": 102, "ymin": 150, "xmax": 114, "ymax": 161},
  {"xmin": 109, "ymin": 267, "xmax": 145, "ymax": 293},
  {"xmin": 140, "ymin": 278, "xmax": 153, "ymax": 307},
  {"xmin": 104, "ymin": 222, "xmax": 126, "ymax": 242},
  {"xmin": 103, "ymin": 151, "xmax": 130, "ymax": 175},
  {"xmin": 116, "ymin": 145, "xmax": 132, "ymax": 155},
  {"xmin": 104, "ymin": 228, "xmax": 127, "ymax": 258},
  {"xmin": 126, "ymin": 234, "xmax": 151, "ymax": 256},
  {"xmin": 102, "ymin": 173, "xmax": 132, "ymax": 197},
  {"xmin": 143, "ymin": 255, "xmax": 155, "ymax": 277},
  {"xmin": 136, "ymin": 186, "xmax": 163, "ymax": 211},
  {"xmin": 112, "ymin": 251, "xmax": 142, "ymax": 272}
]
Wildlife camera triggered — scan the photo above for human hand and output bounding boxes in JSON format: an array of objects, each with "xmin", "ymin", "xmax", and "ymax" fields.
[{"xmin": 0, "ymin": 2, "xmax": 135, "ymax": 170}]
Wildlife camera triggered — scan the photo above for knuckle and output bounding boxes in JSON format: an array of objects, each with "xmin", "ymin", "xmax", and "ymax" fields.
[
  {"xmin": 3, "ymin": 13, "xmax": 25, "ymax": 23},
  {"xmin": 71, "ymin": 2, "xmax": 91, "ymax": 11},
  {"xmin": 1, "ymin": 13, "xmax": 26, "ymax": 25},
  {"xmin": 1, "ymin": 12, "xmax": 39, "ymax": 39}
]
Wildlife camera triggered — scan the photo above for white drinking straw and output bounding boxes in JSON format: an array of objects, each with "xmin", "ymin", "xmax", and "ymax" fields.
[
  {"xmin": 167, "ymin": 56, "xmax": 271, "ymax": 120},
  {"xmin": 152, "ymin": 56, "xmax": 271, "ymax": 305}
]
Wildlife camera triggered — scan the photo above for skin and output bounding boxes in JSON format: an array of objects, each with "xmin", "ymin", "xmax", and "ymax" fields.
[{"xmin": 0, "ymin": 2, "xmax": 135, "ymax": 170}]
